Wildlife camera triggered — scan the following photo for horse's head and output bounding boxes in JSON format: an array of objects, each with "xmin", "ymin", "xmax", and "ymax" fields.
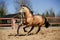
[
  {"xmin": 19, "ymin": 5, "xmax": 33, "ymax": 16},
  {"xmin": 19, "ymin": 6, "xmax": 30, "ymax": 14}
]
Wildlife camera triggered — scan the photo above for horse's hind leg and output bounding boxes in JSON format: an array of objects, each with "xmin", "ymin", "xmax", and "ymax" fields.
[
  {"xmin": 36, "ymin": 26, "xmax": 41, "ymax": 34},
  {"xmin": 28, "ymin": 25, "xmax": 34, "ymax": 33},
  {"xmin": 16, "ymin": 24, "xmax": 22, "ymax": 35},
  {"xmin": 23, "ymin": 25, "xmax": 34, "ymax": 33},
  {"xmin": 23, "ymin": 25, "xmax": 29, "ymax": 32}
]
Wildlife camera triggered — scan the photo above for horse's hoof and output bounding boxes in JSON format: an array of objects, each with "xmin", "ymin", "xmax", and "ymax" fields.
[
  {"xmin": 23, "ymin": 29, "xmax": 27, "ymax": 32},
  {"xmin": 29, "ymin": 33, "xmax": 32, "ymax": 34},
  {"xmin": 15, "ymin": 34, "xmax": 19, "ymax": 36},
  {"xmin": 24, "ymin": 30, "xmax": 27, "ymax": 32},
  {"xmin": 25, "ymin": 34, "xmax": 29, "ymax": 36},
  {"xmin": 26, "ymin": 33, "xmax": 34, "ymax": 36},
  {"xmin": 36, "ymin": 32, "xmax": 39, "ymax": 34}
]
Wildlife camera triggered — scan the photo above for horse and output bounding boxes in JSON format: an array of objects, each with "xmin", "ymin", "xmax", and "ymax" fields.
[{"xmin": 16, "ymin": 5, "xmax": 50, "ymax": 35}]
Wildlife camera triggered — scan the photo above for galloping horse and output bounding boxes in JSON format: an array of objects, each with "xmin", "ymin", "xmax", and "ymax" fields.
[{"xmin": 17, "ymin": 5, "xmax": 50, "ymax": 35}]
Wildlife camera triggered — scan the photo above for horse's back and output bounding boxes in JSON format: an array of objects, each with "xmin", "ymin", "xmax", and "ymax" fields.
[{"xmin": 33, "ymin": 15, "xmax": 45, "ymax": 25}]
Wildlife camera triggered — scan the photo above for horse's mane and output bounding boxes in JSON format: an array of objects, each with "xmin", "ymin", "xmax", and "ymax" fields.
[{"xmin": 21, "ymin": 5, "xmax": 33, "ymax": 15}]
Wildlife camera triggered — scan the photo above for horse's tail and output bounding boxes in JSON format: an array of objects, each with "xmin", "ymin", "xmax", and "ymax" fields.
[{"xmin": 45, "ymin": 18, "xmax": 50, "ymax": 28}]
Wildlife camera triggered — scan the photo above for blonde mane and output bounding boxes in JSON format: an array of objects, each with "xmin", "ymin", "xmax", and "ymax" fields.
[{"xmin": 21, "ymin": 5, "xmax": 33, "ymax": 15}]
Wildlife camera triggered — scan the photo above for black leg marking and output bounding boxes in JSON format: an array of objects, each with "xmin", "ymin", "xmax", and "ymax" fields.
[
  {"xmin": 23, "ymin": 26, "xmax": 27, "ymax": 32},
  {"xmin": 36, "ymin": 26, "xmax": 40, "ymax": 34},
  {"xmin": 28, "ymin": 25, "xmax": 34, "ymax": 33},
  {"xmin": 23, "ymin": 25, "xmax": 29, "ymax": 32},
  {"xmin": 17, "ymin": 24, "xmax": 22, "ymax": 35}
]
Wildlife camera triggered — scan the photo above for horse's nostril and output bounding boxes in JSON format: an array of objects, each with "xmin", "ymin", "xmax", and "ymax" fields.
[{"xmin": 20, "ymin": 12, "xmax": 22, "ymax": 13}]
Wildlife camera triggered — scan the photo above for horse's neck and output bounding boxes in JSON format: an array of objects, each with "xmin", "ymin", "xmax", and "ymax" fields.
[{"xmin": 25, "ymin": 11, "xmax": 33, "ymax": 18}]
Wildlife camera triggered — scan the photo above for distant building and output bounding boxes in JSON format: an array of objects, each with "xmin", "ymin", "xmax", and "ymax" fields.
[
  {"xmin": 3, "ymin": 12, "xmax": 22, "ymax": 18},
  {"xmin": 2, "ymin": 12, "xmax": 22, "ymax": 24},
  {"xmin": 1, "ymin": 12, "xmax": 23, "ymax": 28}
]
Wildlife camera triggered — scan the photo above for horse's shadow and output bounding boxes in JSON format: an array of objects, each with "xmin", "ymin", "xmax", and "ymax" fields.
[{"xmin": 8, "ymin": 33, "xmax": 34, "ymax": 36}]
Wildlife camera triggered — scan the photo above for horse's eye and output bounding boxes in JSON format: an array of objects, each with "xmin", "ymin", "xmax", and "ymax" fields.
[{"xmin": 22, "ymin": 8, "xmax": 24, "ymax": 9}]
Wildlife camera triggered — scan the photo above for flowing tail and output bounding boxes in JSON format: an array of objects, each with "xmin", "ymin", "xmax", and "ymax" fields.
[{"xmin": 45, "ymin": 18, "xmax": 50, "ymax": 28}]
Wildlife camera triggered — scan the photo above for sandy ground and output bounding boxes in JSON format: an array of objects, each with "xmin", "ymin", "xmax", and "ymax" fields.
[{"xmin": 0, "ymin": 26, "xmax": 60, "ymax": 40}]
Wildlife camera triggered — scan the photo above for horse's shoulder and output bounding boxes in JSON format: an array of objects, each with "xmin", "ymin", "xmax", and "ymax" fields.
[{"xmin": 34, "ymin": 15, "xmax": 42, "ymax": 17}]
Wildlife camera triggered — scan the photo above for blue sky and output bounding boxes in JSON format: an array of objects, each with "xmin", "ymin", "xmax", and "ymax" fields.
[
  {"xmin": 31, "ymin": 0, "xmax": 60, "ymax": 15},
  {"xmin": 0, "ymin": 0, "xmax": 60, "ymax": 15}
]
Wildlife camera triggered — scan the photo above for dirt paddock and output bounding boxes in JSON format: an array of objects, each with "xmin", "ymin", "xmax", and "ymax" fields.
[{"xmin": 0, "ymin": 26, "xmax": 60, "ymax": 40}]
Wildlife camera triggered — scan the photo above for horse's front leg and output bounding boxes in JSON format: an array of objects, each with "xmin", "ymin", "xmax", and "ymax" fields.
[
  {"xmin": 16, "ymin": 24, "xmax": 22, "ymax": 36},
  {"xmin": 28, "ymin": 25, "xmax": 34, "ymax": 33},
  {"xmin": 36, "ymin": 26, "xmax": 41, "ymax": 34},
  {"xmin": 23, "ymin": 25, "xmax": 34, "ymax": 33},
  {"xmin": 23, "ymin": 25, "xmax": 29, "ymax": 32},
  {"xmin": 23, "ymin": 25, "xmax": 34, "ymax": 35}
]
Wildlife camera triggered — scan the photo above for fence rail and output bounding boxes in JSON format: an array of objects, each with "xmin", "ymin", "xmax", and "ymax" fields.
[
  {"xmin": 0, "ymin": 24, "xmax": 12, "ymax": 27},
  {"xmin": 0, "ymin": 17, "xmax": 60, "ymax": 29},
  {"xmin": 0, "ymin": 18, "xmax": 19, "ymax": 29},
  {"xmin": 46, "ymin": 17, "xmax": 60, "ymax": 24}
]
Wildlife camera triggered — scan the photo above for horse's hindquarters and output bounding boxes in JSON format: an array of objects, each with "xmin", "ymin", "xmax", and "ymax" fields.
[{"xmin": 33, "ymin": 16, "xmax": 45, "ymax": 25}]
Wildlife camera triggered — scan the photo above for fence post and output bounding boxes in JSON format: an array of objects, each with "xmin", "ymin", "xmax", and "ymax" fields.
[{"xmin": 11, "ymin": 18, "xmax": 16, "ymax": 29}]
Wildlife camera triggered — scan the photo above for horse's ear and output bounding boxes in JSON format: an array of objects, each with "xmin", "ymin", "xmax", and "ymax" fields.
[
  {"xmin": 21, "ymin": 4, "xmax": 27, "ymax": 7},
  {"xmin": 30, "ymin": 11, "xmax": 33, "ymax": 14}
]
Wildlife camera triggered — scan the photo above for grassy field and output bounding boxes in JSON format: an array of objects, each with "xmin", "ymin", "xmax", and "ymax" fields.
[{"xmin": 0, "ymin": 26, "xmax": 60, "ymax": 40}]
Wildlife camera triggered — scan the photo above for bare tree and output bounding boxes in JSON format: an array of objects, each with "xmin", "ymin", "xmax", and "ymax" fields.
[
  {"xmin": 57, "ymin": 11, "xmax": 60, "ymax": 17},
  {"xmin": 49, "ymin": 8, "xmax": 55, "ymax": 17},
  {"xmin": 0, "ymin": 0, "xmax": 6, "ymax": 23},
  {"xmin": 14, "ymin": 0, "xmax": 33, "ymax": 12},
  {"xmin": 0, "ymin": 0, "xmax": 6, "ymax": 17}
]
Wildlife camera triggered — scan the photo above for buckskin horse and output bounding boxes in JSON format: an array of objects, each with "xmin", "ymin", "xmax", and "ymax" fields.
[{"xmin": 16, "ymin": 5, "xmax": 50, "ymax": 35}]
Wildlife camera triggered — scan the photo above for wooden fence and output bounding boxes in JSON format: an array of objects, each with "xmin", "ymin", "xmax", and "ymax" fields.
[
  {"xmin": 47, "ymin": 17, "xmax": 60, "ymax": 24},
  {"xmin": 0, "ymin": 17, "xmax": 60, "ymax": 29},
  {"xmin": 0, "ymin": 18, "xmax": 20, "ymax": 29}
]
